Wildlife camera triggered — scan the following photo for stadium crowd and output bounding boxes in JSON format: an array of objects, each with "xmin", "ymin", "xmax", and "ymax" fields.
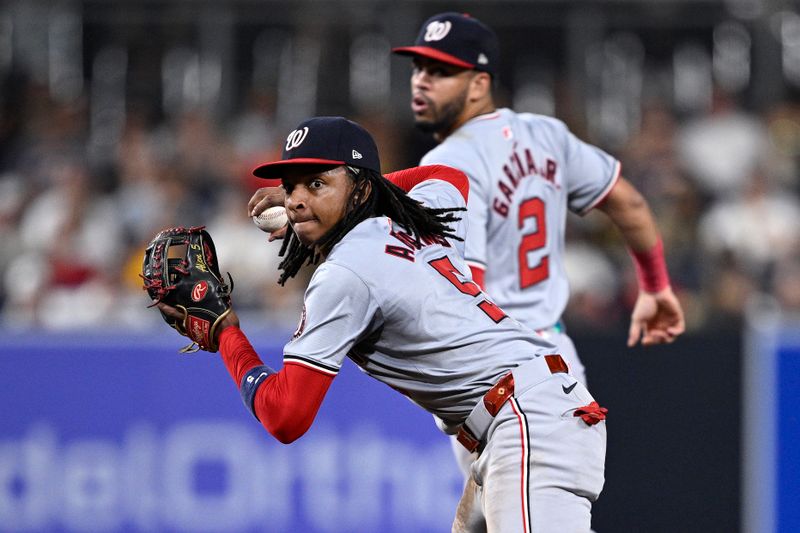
[{"xmin": 1, "ymin": 66, "xmax": 799, "ymax": 334}]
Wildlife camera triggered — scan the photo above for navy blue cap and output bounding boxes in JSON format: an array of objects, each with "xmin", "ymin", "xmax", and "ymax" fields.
[
  {"xmin": 253, "ymin": 116, "xmax": 380, "ymax": 178},
  {"xmin": 392, "ymin": 12, "xmax": 499, "ymax": 77}
]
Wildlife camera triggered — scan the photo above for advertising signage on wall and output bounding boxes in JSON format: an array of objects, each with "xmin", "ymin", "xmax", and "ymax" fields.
[{"xmin": 0, "ymin": 332, "xmax": 462, "ymax": 533}]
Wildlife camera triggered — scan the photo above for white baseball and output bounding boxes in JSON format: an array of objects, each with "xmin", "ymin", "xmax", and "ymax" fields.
[{"xmin": 252, "ymin": 206, "xmax": 288, "ymax": 233}]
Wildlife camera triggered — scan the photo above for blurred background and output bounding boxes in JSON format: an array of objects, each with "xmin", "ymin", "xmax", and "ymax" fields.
[{"xmin": 1, "ymin": 0, "xmax": 799, "ymax": 532}]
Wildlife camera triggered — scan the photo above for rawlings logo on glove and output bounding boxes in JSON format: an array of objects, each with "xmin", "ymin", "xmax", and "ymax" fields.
[{"xmin": 141, "ymin": 226, "xmax": 233, "ymax": 353}]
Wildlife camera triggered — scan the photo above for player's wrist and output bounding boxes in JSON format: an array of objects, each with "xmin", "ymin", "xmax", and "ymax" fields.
[
  {"xmin": 629, "ymin": 237, "xmax": 670, "ymax": 293},
  {"xmin": 218, "ymin": 323, "xmax": 240, "ymax": 340}
]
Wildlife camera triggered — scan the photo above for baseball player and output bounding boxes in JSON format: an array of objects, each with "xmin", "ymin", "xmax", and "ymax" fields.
[
  {"xmin": 158, "ymin": 116, "xmax": 608, "ymax": 532},
  {"xmin": 393, "ymin": 11, "xmax": 685, "ymax": 477}
]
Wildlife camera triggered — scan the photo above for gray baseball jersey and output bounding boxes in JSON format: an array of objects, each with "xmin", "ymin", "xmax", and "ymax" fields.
[
  {"xmin": 421, "ymin": 108, "xmax": 620, "ymax": 331},
  {"xmin": 283, "ymin": 179, "xmax": 558, "ymax": 433}
]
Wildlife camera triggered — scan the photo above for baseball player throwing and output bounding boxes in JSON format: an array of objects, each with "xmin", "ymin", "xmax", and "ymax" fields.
[
  {"xmin": 157, "ymin": 116, "xmax": 608, "ymax": 532},
  {"xmin": 393, "ymin": 11, "xmax": 685, "ymax": 480}
]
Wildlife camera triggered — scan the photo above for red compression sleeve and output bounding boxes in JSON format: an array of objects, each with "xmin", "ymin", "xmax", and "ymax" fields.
[
  {"xmin": 219, "ymin": 326, "xmax": 334, "ymax": 443},
  {"xmin": 629, "ymin": 238, "xmax": 670, "ymax": 293},
  {"xmin": 254, "ymin": 363, "xmax": 333, "ymax": 443},
  {"xmin": 469, "ymin": 265, "xmax": 486, "ymax": 290},
  {"xmin": 385, "ymin": 165, "xmax": 469, "ymax": 202},
  {"xmin": 219, "ymin": 326, "xmax": 263, "ymax": 382}
]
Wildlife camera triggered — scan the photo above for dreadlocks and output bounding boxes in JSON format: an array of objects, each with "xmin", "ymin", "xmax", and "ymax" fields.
[{"xmin": 277, "ymin": 166, "xmax": 464, "ymax": 285}]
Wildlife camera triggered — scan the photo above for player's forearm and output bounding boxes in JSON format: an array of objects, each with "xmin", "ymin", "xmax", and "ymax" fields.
[
  {"xmin": 597, "ymin": 177, "xmax": 659, "ymax": 252},
  {"xmin": 219, "ymin": 326, "xmax": 267, "ymax": 383},
  {"xmin": 598, "ymin": 178, "xmax": 670, "ymax": 292},
  {"xmin": 219, "ymin": 327, "xmax": 333, "ymax": 443}
]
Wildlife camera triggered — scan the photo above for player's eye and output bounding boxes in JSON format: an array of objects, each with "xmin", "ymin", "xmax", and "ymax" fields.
[{"xmin": 309, "ymin": 178, "xmax": 324, "ymax": 189}]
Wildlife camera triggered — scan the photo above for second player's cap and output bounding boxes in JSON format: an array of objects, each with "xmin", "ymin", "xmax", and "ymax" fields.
[
  {"xmin": 253, "ymin": 116, "xmax": 381, "ymax": 179},
  {"xmin": 392, "ymin": 12, "xmax": 499, "ymax": 77}
]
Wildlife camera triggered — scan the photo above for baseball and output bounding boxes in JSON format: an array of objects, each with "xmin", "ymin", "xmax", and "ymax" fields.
[{"xmin": 252, "ymin": 206, "xmax": 288, "ymax": 233}]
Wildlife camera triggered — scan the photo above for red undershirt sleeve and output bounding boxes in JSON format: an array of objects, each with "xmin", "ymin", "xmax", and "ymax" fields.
[
  {"xmin": 218, "ymin": 326, "xmax": 335, "ymax": 444},
  {"xmin": 385, "ymin": 165, "xmax": 469, "ymax": 203}
]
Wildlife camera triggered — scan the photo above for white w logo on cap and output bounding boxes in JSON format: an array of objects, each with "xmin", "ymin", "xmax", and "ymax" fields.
[
  {"xmin": 424, "ymin": 21, "xmax": 452, "ymax": 42},
  {"xmin": 285, "ymin": 127, "xmax": 309, "ymax": 151}
]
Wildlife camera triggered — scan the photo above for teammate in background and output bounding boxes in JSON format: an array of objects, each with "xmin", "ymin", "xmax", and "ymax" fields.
[
  {"xmin": 393, "ymin": 12, "xmax": 684, "ymax": 473},
  {"xmin": 158, "ymin": 116, "xmax": 608, "ymax": 532},
  {"xmin": 394, "ymin": 11, "xmax": 686, "ymax": 370}
]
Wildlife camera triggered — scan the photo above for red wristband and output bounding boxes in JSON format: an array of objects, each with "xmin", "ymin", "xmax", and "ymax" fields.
[{"xmin": 629, "ymin": 238, "xmax": 670, "ymax": 293}]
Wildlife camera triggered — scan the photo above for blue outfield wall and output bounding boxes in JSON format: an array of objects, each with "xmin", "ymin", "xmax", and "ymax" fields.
[
  {"xmin": 0, "ymin": 330, "xmax": 463, "ymax": 533},
  {"xmin": 2, "ymin": 326, "xmax": 746, "ymax": 533},
  {"xmin": 743, "ymin": 309, "xmax": 800, "ymax": 533},
  {"xmin": 778, "ymin": 343, "xmax": 800, "ymax": 533}
]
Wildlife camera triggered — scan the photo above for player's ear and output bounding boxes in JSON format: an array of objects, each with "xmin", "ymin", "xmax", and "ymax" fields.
[
  {"xmin": 468, "ymin": 72, "xmax": 492, "ymax": 102},
  {"xmin": 352, "ymin": 178, "xmax": 372, "ymax": 206}
]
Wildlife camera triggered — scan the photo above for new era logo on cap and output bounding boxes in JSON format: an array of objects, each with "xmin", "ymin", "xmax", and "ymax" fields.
[
  {"xmin": 392, "ymin": 12, "xmax": 499, "ymax": 77},
  {"xmin": 252, "ymin": 117, "xmax": 381, "ymax": 179}
]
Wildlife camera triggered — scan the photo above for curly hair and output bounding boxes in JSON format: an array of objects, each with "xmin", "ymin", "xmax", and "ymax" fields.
[{"xmin": 277, "ymin": 166, "xmax": 464, "ymax": 285}]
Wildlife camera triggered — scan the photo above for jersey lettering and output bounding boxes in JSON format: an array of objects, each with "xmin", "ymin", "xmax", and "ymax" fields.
[
  {"xmin": 421, "ymin": 234, "xmax": 451, "ymax": 247},
  {"xmin": 385, "ymin": 244, "xmax": 415, "ymax": 262},
  {"xmin": 493, "ymin": 198, "xmax": 509, "ymax": 217},
  {"xmin": 518, "ymin": 197, "xmax": 549, "ymax": 288},
  {"xmin": 384, "ymin": 224, "xmax": 451, "ymax": 262},
  {"xmin": 429, "ymin": 256, "xmax": 508, "ymax": 323},
  {"xmin": 390, "ymin": 228, "xmax": 422, "ymax": 250},
  {"xmin": 493, "ymin": 145, "xmax": 558, "ymax": 219}
]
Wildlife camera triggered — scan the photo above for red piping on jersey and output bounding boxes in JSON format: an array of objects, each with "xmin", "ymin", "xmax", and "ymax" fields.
[
  {"xmin": 219, "ymin": 326, "xmax": 334, "ymax": 443},
  {"xmin": 582, "ymin": 161, "xmax": 622, "ymax": 214},
  {"xmin": 385, "ymin": 165, "xmax": 469, "ymax": 203}
]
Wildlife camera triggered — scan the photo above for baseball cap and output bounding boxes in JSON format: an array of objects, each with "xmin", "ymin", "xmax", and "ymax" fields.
[
  {"xmin": 253, "ymin": 116, "xmax": 380, "ymax": 179},
  {"xmin": 392, "ymin": 12, "xmax": 499, "ymax": 77}
]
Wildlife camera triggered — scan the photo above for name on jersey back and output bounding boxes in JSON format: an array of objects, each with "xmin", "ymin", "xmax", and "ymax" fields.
[
  {"xmin": 384, "ymin": 223, "xmax": 451, "ymax": 262},
  {"xmin": 494, "ymin": 145, "xmax": 558, "ymax": 217}
]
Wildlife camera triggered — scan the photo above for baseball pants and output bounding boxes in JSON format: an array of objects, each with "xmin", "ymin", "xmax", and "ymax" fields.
[
  {"xmin": 449, "ymin": 330, "xmax": 587, "ymax": 478},
  {"xmin": 452, "ymin": 369, "xmax": 606, "ymax": 533}
]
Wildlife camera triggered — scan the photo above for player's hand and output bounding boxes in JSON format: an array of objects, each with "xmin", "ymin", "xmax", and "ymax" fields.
[
  {"xmin": 627, "ymin": 286, "xmax": 685, "ymax": 347},
  {"xmin": 155, "ymin": 302, "xmax": 241, "ymax": 340},
  {"xmin": 248, "ymin": 186, "xmax": 288, "ymax": 241},
  {"xmin": 248, "ymin": 186, "xmax": 286, "ymax": 217}
]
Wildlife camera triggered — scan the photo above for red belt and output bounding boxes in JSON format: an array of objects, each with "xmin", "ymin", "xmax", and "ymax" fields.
[{"xmin": 456, "ymin": 354, "xmax": 569, "ymax": 453}]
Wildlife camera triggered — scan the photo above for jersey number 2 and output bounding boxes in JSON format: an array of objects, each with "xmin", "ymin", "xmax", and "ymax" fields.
[
  {"xmin": 429, "ymin": 256, "xmax": 507, "ymax": 323},
  {"xmin": 518, "ymin": 197, "xmax": 549, "ymax": 289}
]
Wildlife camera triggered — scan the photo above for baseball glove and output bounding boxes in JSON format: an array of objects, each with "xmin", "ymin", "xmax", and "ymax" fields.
[{"xmin": 141, "ymin": 226, "xmax": 233, "ymax": 353}]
